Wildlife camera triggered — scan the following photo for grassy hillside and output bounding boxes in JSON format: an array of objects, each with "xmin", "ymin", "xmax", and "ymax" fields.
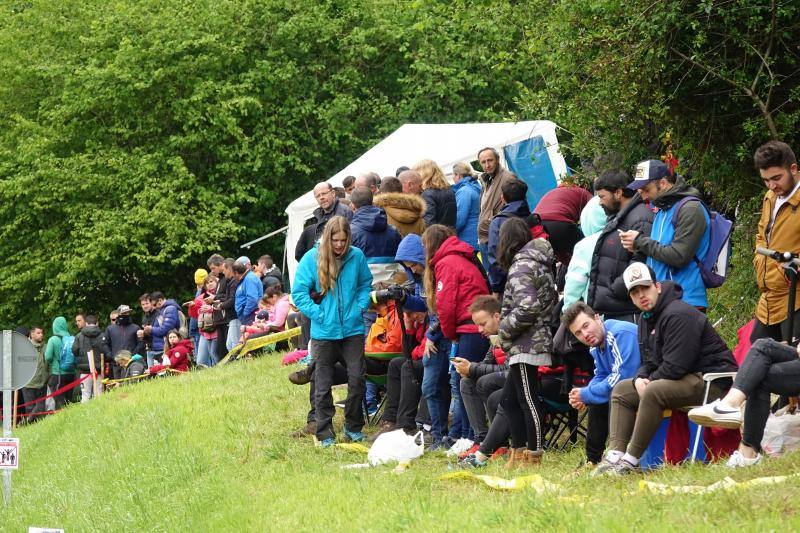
[{"xmin": 1, "ymin": 354, "xmax": 799, "ymax": 531}]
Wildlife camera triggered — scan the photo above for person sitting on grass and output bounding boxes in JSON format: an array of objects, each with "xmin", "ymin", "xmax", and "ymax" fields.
[
  {"xmin": 593, "ymin": 262, "xmax": 738, "ymax": 476},
  {"xmin": 109, "ymin": 350, "xmax": 147, "ymax": 385},
  {"xmin": 688, "ymin": 338, "xmax": 800, "ymax": 467},
  {"xmin": 562, "ymin": 301, "xmax": 641, "ymax": 468},
  {"xmin": 148, "ymin": 330, "xmax": 192, "ymax": 375}
]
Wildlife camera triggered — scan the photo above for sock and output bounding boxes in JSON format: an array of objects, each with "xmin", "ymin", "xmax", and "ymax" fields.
[
  {"xmin": 621, "ymin": 452, "xmax": 639, "ymax": 466},
  {"xmin": 604, "ymin": 450, "xmax": 623, "ymax": 463}
]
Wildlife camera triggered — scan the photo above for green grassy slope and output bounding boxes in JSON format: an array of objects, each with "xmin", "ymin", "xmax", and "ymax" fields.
[{"xmin": 1, "ymin": 354, "xmax": 800, "ymax": 532}]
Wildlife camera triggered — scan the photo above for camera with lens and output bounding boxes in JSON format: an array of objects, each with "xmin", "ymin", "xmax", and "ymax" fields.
[{"xmin": 370, "ymin": 280, "xmax": 415, "ymax": 305}]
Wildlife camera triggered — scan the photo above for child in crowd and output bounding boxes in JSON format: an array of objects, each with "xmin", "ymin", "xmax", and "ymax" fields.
[
  {"xmin": 195, "ymin": 274, "xmax": 219, "ymax": 367},
  {"xmin": 148, "ymin": 330, "xmax": 192, "ymax": 374}
]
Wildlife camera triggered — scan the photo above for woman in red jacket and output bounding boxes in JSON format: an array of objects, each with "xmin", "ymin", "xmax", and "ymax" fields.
[
  {"xmin": 423, "ymin": 224, "xmax": 490, "ymax": 449},
  {"xmin": 149, "ymin": 330, "xmax": 192, "ymax": 374}
]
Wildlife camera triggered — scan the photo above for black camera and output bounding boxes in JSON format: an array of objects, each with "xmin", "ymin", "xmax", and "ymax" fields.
[{"xmin": 371, "ymin": 280, "xmax": 415, "ymax": 304}]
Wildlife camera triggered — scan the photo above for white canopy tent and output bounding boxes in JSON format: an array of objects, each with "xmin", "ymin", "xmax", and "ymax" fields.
[{"xmin": 284, "ymin": 120, "xmax": 568, "ymax": 279}]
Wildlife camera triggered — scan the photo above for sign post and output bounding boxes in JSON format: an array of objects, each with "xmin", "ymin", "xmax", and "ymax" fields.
[
  {"xmin": 0, "ymin": 330, "xmax": 38, "ymax": 505},
  {"xmin": 3, "ymin": 330, "xmax": 12, "ymax": 504}
]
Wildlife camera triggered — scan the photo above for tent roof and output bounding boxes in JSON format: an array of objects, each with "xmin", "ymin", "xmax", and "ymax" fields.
[{"xmin": 284, "ymin": 120, "xmax": 567, "ymax": 278}]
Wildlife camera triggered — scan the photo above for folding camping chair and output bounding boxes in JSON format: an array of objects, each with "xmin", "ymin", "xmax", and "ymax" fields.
[{"xmin": 363, "ymin": 351, "xmax": 404, "ymax": 426}]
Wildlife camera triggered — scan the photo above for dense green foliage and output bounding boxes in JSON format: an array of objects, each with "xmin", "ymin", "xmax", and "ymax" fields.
[
  {"xmin": 0, "ymin": 0, "xmax": 797, "ymax": 327},
  {"xmin": 2, "ymin": 354, "xmax": 800, "ymax": 530}
]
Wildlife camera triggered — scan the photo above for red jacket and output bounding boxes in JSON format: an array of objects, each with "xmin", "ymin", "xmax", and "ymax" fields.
[
  {"xmin": 533, "ymin": 185, "xmax": 592, "ymax": 224},
  {"xmin": 149, "ymin": 338, "xmax": 192, "ymax": 374},
  {"xmin": 431, "ymin": 236, "xmax": 489, "ymax": 340}
]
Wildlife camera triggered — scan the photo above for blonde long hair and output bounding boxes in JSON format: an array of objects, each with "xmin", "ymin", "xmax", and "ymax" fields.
[
  {"xmin": 414, "ymin": 159, "xmax": 450, "ymax": 191},
  {"xmin": 317, "ymin": 216, "xmax": 351, "ymax": 295},
  {"xmin": 422, "ymin": 224, "xmax": 456, "ymax": 313}
]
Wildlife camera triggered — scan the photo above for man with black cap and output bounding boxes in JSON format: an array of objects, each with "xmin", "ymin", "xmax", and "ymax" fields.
[
  {"xmin": 592, "ymin": 262, "xmax": 737, "ymax": 475},
  {"xmin": 103, "ymin": 305, "xmax": 143, "ymax": 379},
  {"xmin": 619, "ymin": 160, "xmax": 711, "ymax": 310}
]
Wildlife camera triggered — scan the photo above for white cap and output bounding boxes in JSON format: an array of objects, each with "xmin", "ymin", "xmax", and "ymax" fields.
[{"xmin": 622, "ymin": 262, "xmax": 655, "ymax": 292}]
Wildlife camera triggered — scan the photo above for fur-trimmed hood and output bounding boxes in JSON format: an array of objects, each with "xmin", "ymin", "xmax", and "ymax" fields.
[{"xmin": 373, "ymin": 193, "xmax": 426, "ymax": 223}]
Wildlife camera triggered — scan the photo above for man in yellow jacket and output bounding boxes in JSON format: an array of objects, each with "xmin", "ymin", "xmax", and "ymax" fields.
[{"xmin": 753, "ymin": 141, "xmax": 800, "ymax": 343}]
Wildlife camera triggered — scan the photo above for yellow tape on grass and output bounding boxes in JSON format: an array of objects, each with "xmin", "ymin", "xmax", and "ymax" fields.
[{"xmin": 440, "ymin": 471, "xmax": 562, "ymax": 493}]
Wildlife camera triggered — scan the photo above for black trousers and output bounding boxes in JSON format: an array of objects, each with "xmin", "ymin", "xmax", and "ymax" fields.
[
  {"xmin": 306, "ymin": 356, "xmax": 348, "ymax": 424},
  {"xmin": 48, "ymin": 374, "xmax": 75, "ymax": 410},
  {"xmin": 751, "ymin": 308, "xmax": 800, "ymax": 344},
  {"xmin": 478, "ymin": 389, "xmax": 511, "ymax": 455},
  {"xmin": 502, "ymin": 363, "xmax": 544, "ymax": 451},
  {"xmin": 734, "ymin": 338, "xmax": 800, "ymax": 452},
  {"xmin": 214, "ymin": 324, "xmax": 229, "ymax": 361},
  {"xmin": 462, "ymin": 371, "xmax": 506, "ymax": 443},
  {"xmin": 314, "ymin": 335, "xmax": 366, "ymax": 440},
  {"xmin": 585, "ymin": 403, "xmax": 609, "ymax": 464},
  {"xmin": 20, "ymin": 386, "xmax": 47, "ymax": 422}
]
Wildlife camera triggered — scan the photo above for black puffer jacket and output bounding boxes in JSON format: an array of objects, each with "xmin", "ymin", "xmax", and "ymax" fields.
[
  {"xmin": 587, "ymin": 195, "xmax": 653, "ymax": 317},
  {"xmin": 72, "ymin": 325, "xmax": 107, "ymax": 374},
  {"xmin": 636, "ymin": 282, "xmax": 737, "ymax": 380},
  {"xmin": 467, "ymin": 344, "xmax": 509, "ymax": 379},
  {"xmin": 421, "ymin": 187, "xmax": 457, "ymax": 228}
]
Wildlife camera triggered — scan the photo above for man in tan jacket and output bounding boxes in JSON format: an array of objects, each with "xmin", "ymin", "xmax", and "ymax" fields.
[
  {"xmin": 753, "ymin": 141, "xmax": 800, "ymax": 343},
  {"xmin": 477, "ymin": 147, "xmax": 516, "ymax": 268}
]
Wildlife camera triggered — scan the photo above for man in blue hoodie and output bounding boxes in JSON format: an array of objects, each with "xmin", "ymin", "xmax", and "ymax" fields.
[
  {"xmin": 487, "ymin": 178, "xmax": 530, "ymax": 294},
  {"xmin": 144, "ymin": 292, "xmax": 179, "ymax": 367},
  {"xmin": 233, "ymin": 260, "xmax": 264, "ymax": 331},
  {"xmin": 350, "ymin": 187, "xmax": 403, "ymax": 285},
  {"xmin": 452, "ymin": 163, "xmax": 481, "ymax": 250},
  {"xmin": 562, "ymin": 302, "xmax": 641, "ymax": 466}
]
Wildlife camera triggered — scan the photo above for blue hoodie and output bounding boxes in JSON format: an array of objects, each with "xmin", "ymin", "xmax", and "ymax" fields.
[
  {"xmin": 579, "ymin": 320, "xmax": 641, "ymax": 405},
  {"xmin": 351, "ymin": 205, "xmax": 403, "ymax": 284},
  {"xmin": 487, "ymin": 199, "xmax": 531, "ymax": 293},
  {"xmin": 395, "ymin": 233, "xmax": 427, "ymax": 313},
  {"xmin": 292, "ymin": 245, "xmax": 373, "ymax": 341},
  {"xmin": 452, "ymin": 176, "xmax": 481, "ymax": 250},
  {"xmin": 150, "ymin": 299, "xmax": 180, "ymax": 351},
  {"xmin": 236, "ymin": 270, "xmax": 264, "ymax": 326}
]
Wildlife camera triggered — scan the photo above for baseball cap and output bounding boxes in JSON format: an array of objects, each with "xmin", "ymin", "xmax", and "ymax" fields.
[
  {"xmin": 116, "ymin": 304, "xmax": 132, "ymax": 315},
  {"xmin": 627, "ymin": 159, "xmax": 672, "ymax": 190},
  {"xmin": 622, "ymin": 262, "xmax": 655, "ymax": 292}
]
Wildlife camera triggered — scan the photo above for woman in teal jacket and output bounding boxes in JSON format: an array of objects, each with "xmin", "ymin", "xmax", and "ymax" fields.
[
  {"xmin": 292, "ymin": 216, "xmax": 373, "ymax": 447},
  {"xmin": 43, "ymin": 316, "xmax": 75, "ymax": 409}
]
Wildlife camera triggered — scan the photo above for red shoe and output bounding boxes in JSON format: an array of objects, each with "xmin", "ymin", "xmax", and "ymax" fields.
[
  {"xmin": 489, "ymin": 447, "xmax": 509, "ymax": 461},
  {"xmin": 458, "ymin": 443, "xmax": 481, "ymax": 460}
]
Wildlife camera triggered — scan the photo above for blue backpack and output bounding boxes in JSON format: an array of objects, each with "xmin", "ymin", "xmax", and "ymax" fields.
[
  {"xmin": 59, "ymin": 335, "xmax": 76, "ymax": 373},
  {"xmin": 671, "ymin": 197, "xmax": 733, "ymax": 288}
]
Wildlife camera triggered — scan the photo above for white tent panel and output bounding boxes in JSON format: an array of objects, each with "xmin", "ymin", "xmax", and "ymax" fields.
[{"xmin": 284, "ymin": 120, "xmax": 567, "ymax": 279}]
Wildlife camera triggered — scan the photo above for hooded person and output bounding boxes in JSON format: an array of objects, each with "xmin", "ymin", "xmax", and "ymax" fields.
[
  {"xmin": 373, "ymin": 192, "xmax": 427, "ymax": 238},
  {"xmin": 563, "ymin": 196, "xmax": 609, "ymax": 307},
  {"xmin": 43, "ymin": 316, "xmax": 75, "ymax": 409},
  {"xmin": 72, "ymin": 315, "xmax": 107, "ymax": 402}
]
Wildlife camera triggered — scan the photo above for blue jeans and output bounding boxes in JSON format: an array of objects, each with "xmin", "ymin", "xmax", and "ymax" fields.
[
  {"xmin": 447, "ymin": 333, "xmax": 491, "ymax": 440},
  {"xmin": 189, "ymin": 317, "xmax": 200, "ymax": 349},
  {"xmin": 421, "ymin": 337, "xmax": 452, "ymax": 442},
  {"xmin": 196, "ymin": 336, "xmax": 218, "ymax": 367},
  {"xmin": 146, "ymin": 351, "xmax": 162, "ymax": 369},
  {"xmin": 226, "ymin": 319, "xmax": 241, "ymax": 350}
]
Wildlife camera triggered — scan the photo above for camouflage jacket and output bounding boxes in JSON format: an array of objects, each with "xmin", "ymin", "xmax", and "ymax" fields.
[{"xmin": 499, "ymin": 238, "xmax": 557, "ymax": 364}]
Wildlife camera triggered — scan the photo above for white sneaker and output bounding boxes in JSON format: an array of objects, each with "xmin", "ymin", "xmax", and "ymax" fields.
[
  {"xmin": 688, "ymin": 399, "xmax": 742, "ymax": 429},
  {"xmin": 446, "ymin": 438, "xmax": 475, "ymax": 457},
  {"xmin": 726, "ymin": 450, "xmax": 762, "ymax": 468}
]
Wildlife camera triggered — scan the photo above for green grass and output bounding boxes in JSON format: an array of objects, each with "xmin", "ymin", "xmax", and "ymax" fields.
[{"xmin": 1, "ymin": 354, "xmax": 800, "ymax": 531}]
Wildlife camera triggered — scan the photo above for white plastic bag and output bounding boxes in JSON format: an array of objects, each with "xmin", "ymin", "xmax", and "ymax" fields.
[
  {"xmin": 367, "ymin": 429, "xmax": 424, "ymax": 466},
  {"xmin": 761, "ymin": 407, "xmax": 800, "ymax": 457}
]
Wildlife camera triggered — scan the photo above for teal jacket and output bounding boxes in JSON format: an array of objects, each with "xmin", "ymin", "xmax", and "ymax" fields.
[
  {"xmin": 292, "ymin": 245, "xmax": 373, "ymax": 341},
  {"xmin": 44, "ymin": 316, "xmax": 71, "ymax": 376}
]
